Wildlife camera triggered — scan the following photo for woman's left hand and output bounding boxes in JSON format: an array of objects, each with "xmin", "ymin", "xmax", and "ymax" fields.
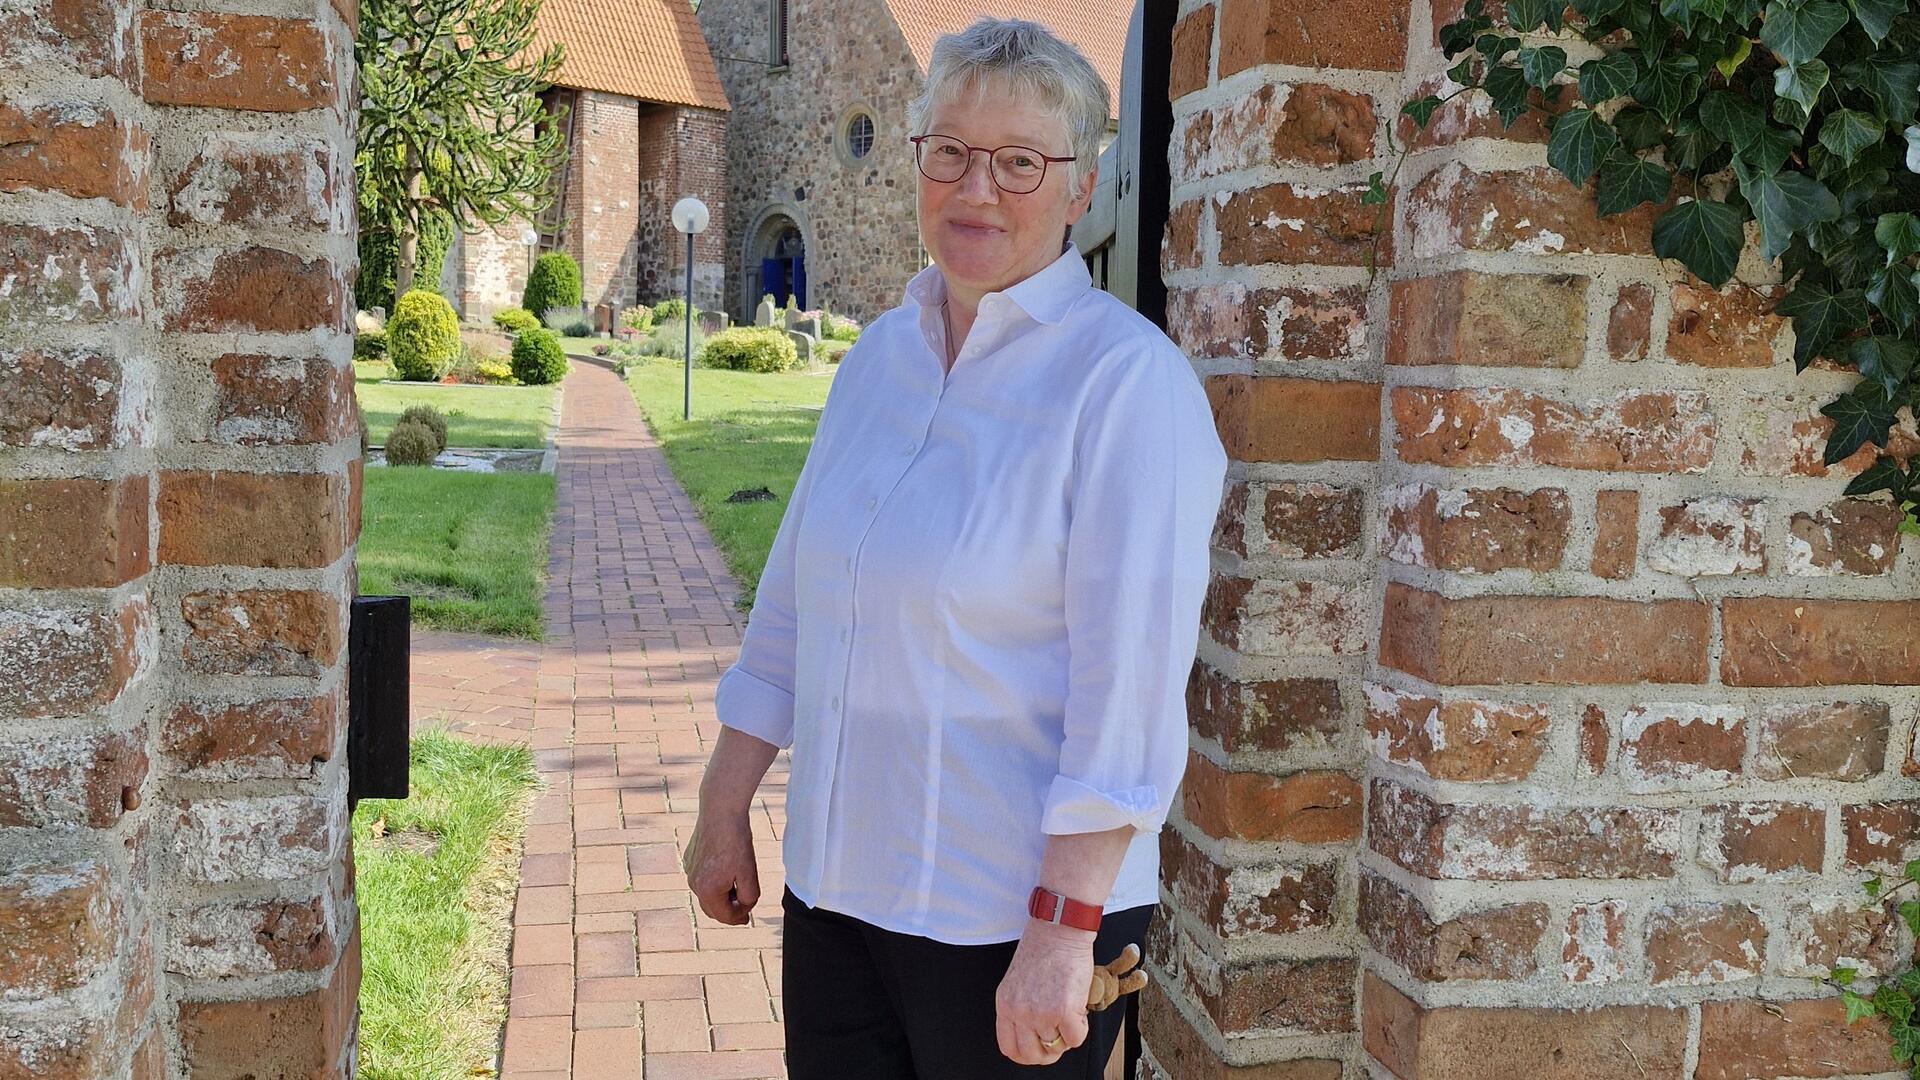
[{"xmin": 994, "ymin": 920, "xmax": 1095, "ymax": 1066}]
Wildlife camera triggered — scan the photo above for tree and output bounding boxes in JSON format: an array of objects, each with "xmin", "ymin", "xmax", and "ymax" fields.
[{"xmin": 356, "ymin": 0, "xmax": 568, "ymax": 297}]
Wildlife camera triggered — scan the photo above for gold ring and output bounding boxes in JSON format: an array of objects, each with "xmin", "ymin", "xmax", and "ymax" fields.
[{"xmin": 1039, "ymin": 1033, "xmax": 1063, "ymax": 1050}]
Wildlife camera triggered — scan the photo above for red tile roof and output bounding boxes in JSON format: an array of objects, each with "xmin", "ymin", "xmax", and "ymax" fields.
[
  {"xmin": 529, "ymin": 0, "xmax": 729, "ymax": 111},
  {"xmin": 881, "ymin": 2, "xmax": 1130, "ymax": 118}
]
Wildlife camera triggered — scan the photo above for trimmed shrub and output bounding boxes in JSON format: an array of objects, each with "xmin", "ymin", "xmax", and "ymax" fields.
[
  {"xmin": 397, "ymin": 404, "xmax": 449, "ymax": 453},
  {"xmin": 540, "ymin": 307, "xmax": 592, "ymax": 337},
  {"xmin": 492, "ymin": 307, "xmax": 540, "ymax": 334},
  {"xmin": 522, "ymin": 251, "xmax": 581, "ymax": 315},
  {"xmin": 385, "ymin": 419, "xmax": 440, "ymax": 466},
  {"xmin": 511, "ymin": 328, "xmax": 568, "ymax": 386},
  {"xmin": 699, "ymin": 327, "xmax": 798, "ymax": 373},
  {"xmin": 620, "ymin": 306, "xmax": 654, "ymax": 335},
  {"xmin": 355, "ymin": 211, "xmax": 453, "ymax": 314},
  {"xmin": 387, "ymin": 290, "xmax": 461, "ymax": 381},
  {"xmin": 822, "ymin": 310, "xmax": 861, "ymax": 342},
  {"xmin": 476, "ymin": 359, "xmax": 515, "ymax": 384},
  {"xmin": 353, "ymin": 328, "xmax": 388, "ymax": 361},
  {"xmin": 651, "ymin": 297, "xmax": 686, "ymax": 323}
]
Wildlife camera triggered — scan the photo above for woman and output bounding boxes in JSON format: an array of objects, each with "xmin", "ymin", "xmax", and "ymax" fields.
[{"xmin": 683, "ymin": 18, "xmax": 1226, "ymax": 1078}]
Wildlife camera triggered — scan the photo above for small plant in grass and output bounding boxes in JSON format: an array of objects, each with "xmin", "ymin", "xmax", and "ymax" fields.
[
  {"xmin": 620, "ymin": 305, "xmax": 654, "ymax": 336},
  {"xmin": 637, "ymin": 319, "xmax": 706, "ymax": 360},
  {"xmin": 540, "ymin": 307, "xmax": 592, "ymax": 337},
  {"xmin": 491, "ymin": 307, "xmax": 540, "ymax": 334},
  {"xmin": 651, "ymin": 296, "xmax": 687, "ymax": 324},
  {"xmin": 385, "ymin": 419, "xmax": 440, "ymax": 466},
  {"xmin": 476, "ymin": 359, "xmax": 515, "ymax": 384},
  {"xmin": 510, "ymin": 327, "xmax": 568, "ymax": 385},
  {"xmin": 387, "ymin": 290, "xmax": 461, "ymax": 382},
  {"xmin": 819, "ymin": 339, "xmax": 853, "ymax": 364},
  {"xmin": 521, "ymin": 251, "xmax": 580, "ymax": 315},
  {"xmin": 397, "ymin": 404, "xmax": 449, "ymax": 453},
  {"xmin": 355, "ymin": 328, "xmax": 389, "ymax": 361},
  {"xmin": 699, "ymin": 327, "xmax": 799, "ymax": 373}
]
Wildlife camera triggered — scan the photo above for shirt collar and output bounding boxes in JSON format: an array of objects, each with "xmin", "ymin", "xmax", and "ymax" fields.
[{"xmin": 905, "ymin": 246, "xmax": 1092, "ymax": 326}]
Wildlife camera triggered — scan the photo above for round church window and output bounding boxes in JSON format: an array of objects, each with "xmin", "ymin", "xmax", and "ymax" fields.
[{"xmin": 846, "ymin": 112, "xmax": 875, "ymax": 159}]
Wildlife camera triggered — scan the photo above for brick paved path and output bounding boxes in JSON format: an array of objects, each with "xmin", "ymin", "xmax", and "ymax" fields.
[{"xmin": 412, "ymin": 356, "xmax": 791, "ymax": 1079}]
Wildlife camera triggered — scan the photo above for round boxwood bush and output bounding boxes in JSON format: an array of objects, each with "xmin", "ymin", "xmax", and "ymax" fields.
[
  {"xmin": 651, "ymin": 297, "xmax": 686, "ymax": 324},
  {"xmin": 511, "ymin": 328, "xmax": 568, "ymax": 386},
  {"xmin": 386, "ymin": 290, "xmax": 460, "ymax": 381},
  {"xmin": 522, "ymin": 252, "xmax": 581, "ymax": 316},
  {"xmin": 353, "ymin": 328, "xmax": 387, "ymax": 361},
  {"xmin": 384, "ymin": 419, "xmax": 440, "ymax": 466},
  {"xmin": 492, "ymin": 307, "xmax": 541, "ymax": 334},
  {"xmin": 699, "ymin": 327, "xmax": 798, "ymax": 373},
  {"xmin": 397, "ymin": 404, "xmax": 448, "ymax": 453}
]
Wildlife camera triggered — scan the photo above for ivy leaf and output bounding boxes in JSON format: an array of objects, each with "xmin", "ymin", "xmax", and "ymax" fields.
[
  {"xmin": 1833, "ymin": 966, "xmax": 1860, "ymax": 986},
  {"xmin": 1908, "ymin": 125, "xmax": 1920, "ymax": 174},
  {"xmin": 1905, "ymin": 859, "xmax": 1920, "ymax": 885},
  {"xmin": 1843, "ymin": 455, "xmax": 1906, "ymax": 496},
  {"xmin": 1403, "ymin": 96, "xmax": 1447, "ymax": 128},
  {"xmin": 1653, "ymin": 198, "xmax": 1747, "ymax": 286},
  {"xmin": 1868, "ymin": 877, "xmax": 1887, "ymax": 900},
  {"xmin": 1702, "ymin": 90, "xmax": 1768, "ymax": 151},
  {"xmin": 1579, "ymin": 51, "xmax": 1639, "ymax": 104},
  {"xmin": 1735, "ymin": 158, "xmax": 1843, "ymax": 261},
  {"xmin": 1484, "ymin": 64, "xmax": 1533, "ymax": 126},
  {"xmin": 1760, "ymin": 0, "xmax": 1850, "ymax": 65},
  {"xmin": 1597, "ymin": 154, "xmax": 1672, "ymax": 214},
  {"xmin": 1821, "ymin": 379, "xmax": 1898, "ymax": 463},
  {"xmin": 1520, "ymin": 46, "xmax": 1568, "ymax": 91},
  {"xmin": 1662, "ymin": 0, "xmax": 1697, "ymax": 32},
  {"xmin": 1847, "ymin": 0, "xmax": 1903, "ymax": 43},
  {"xmin": 1880, "ymin": 212, "xmax": 1920, "ymax": 264},
  {"xmin": 1904, "ymin": 900, "xmax": 1920, "ymax": 938},
  {"xmin": 1669, "ymin": 116, "xmax": 1728, "ymax": 171},
  {"xmin": 1740, "ymin": 125, "xmax": 1799, "ymax": 174},
  {"xmin": 1717, "ymin": 36, "xmax": 1755, "ymax": 78},
  {"xmin": 1852, "ymin": 336, "xmax": 1920, "ymax": 398},
  {"xmin": 1478, "ymin": 33, "xmax": 1520, "ymax": 64},
  {"xmin": 1505, "ymin": 0, "xmax": 1558, "ymax": 31},
  {"xmin": 1635, "ymin": 53, "xmax": 1704, "ymax": 122},
  {"xmin": 1574, "ymin": 0, "xmax": 1625, "ymax": 16},
  {"xmin": 1846, "ymin": 988, "xmax": 1880, "ymax": 1024},
  {"xmin": 1441, "ymin": 20, "xmax": 1483, "ymax": 58},
  {"xmin": 1868, "ymin": 267, "xmax": 1920, "ymax": 331},
  {"xmin": 1774, "ymin": 59, "xmax": 1832, "ymax": 115},
  {"xmin": 1362, "ymin": 171, "xmax": 1388, "ymax": 206},
  {"xmin": 1777, "ymin": 278, "xmax": 1871, "ymax": 364},
  {"xmin": 1449, "ymin": 56, "xmax": 1477, "ymax": 85},
  {"xmin": 1548, "ymin": 108, "xmax": 1619, "ymax": 185},
  {"xmin": 1615, "ymin": 106, "xmax": 1668, "ymax": 150},
  {"xmin": 1840, "ymin": 57, "xmax": 1920, "ymax": 125},
  {"xmin": 1820, "ymin": 109, "xmax": 1886, "ymax": 165}
]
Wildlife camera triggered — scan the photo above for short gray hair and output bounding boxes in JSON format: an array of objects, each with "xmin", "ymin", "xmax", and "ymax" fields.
[{"xmin": 907, "ymin": 19, "xmax": 1110, "ymax": 190}]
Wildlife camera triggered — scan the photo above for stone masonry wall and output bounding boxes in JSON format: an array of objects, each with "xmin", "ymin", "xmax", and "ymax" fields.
[
  {"xmin": 0, "ymin": 0, "xmax": 361, "ymax": 1074},
  {"xmin": 634, "ymin": 104, "xmax": 729, "ymax": 312},
  {"xmin": 1154, "ymin": 1, "xmax": 1919, "ymax": 1078}
]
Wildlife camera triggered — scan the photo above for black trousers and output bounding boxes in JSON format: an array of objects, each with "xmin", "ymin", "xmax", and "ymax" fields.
[{"xmin": 782, "ymin": 888, "xmax": 1154, "ymax": 1079}]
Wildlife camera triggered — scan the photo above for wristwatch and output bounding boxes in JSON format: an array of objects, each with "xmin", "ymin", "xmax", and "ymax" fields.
[{"xmin": 1028, "ymin": 886, "xmax": 1103, "ymax": 932}]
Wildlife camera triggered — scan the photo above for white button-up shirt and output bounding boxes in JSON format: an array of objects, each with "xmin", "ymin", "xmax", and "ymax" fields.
[{"xmin": 715, "ymin": 249, "xmax": 1227, "ymax": 944}]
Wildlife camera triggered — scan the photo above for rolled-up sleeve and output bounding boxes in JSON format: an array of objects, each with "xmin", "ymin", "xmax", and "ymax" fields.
[{"xmin": 1040, "ymin": 349, "xmax": 1228, "ymax": 836}]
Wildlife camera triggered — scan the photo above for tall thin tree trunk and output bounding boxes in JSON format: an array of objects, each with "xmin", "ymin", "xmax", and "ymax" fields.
[{"xmin": 394, "ymin": 150, "xmax": 423, "ymax": 297}]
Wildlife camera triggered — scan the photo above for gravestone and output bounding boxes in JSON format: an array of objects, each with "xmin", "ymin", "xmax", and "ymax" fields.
[{"xmin": 755, "ymin": 298, "xmax": 777, "ymax": 327}]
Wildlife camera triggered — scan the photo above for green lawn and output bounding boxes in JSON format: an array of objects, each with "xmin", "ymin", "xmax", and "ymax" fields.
[
  {"xmin": 353, "ymin": 731, "xmax": 538, "ymax": 1080},
  {"xmin": 357, "ymin": 468, "xmax": 555, "ymax": 638},
  {"xmin": 356, "ymin": 362, "xmax": 558, "ymax": 449},
  {"xmin": 624, "ymin": 355, "xmax": 834, "ymax": 609}
]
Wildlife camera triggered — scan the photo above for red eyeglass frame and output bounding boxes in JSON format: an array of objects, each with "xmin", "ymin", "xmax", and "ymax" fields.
[{"xmin": 908, "ymin": 134, "xmax": 1076, "ymax": 194}]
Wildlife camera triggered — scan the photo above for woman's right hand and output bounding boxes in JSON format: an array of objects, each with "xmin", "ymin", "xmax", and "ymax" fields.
[{"xmin": 683, "ymin": 806, "xmax": 761, "ymax": 925}]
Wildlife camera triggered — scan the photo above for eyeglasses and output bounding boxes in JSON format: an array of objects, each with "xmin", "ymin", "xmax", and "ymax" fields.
[{"xmin": 909, "ymin": 134, "xmax": 1076, "ymax": 195}]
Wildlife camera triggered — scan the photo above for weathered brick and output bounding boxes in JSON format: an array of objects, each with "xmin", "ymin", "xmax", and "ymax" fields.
[
  {"xmin": 1616, "ymin": 703, "xmax": 1743, "ymax": 793},
  {"xmin": 180, "ymin": 588, "xmax": 340, "ymax": 676},
  {"xmin": 1360, "ymin": 873, "xmax": 1546, "ymax": 981},
  {"xmin": 1843, "ymin": 801, "xmax": 1920, "ymax": 870},
  {"xmin": 1168, "ymin": 6, "xmax": 1213, "ymax": 101},
  {"xmin": 1200, "ymin": 574, "xmax": 1251, "ymax": 649},
  {"xmin": 177, "ymin": 927, "xmax": 357, "ymax": 1075},
  {"xmin": 1394, "ymin": 72, "xmax": 1559, "ymax": 151},
  {"xmin": 1261, "ymin": 481, "xmax": 1364, "ymax": 557},
  {"xmin": 168, "ymin": 892, "xmax": 336, "ymax": 978},
  {"xmin": 1139, "ymin": 982, "xmax": 1342, "ymax": 1080},
  {"xmin": 1577, "ymin": 704, "xmax": 1609, "ymax": 776},
  {"xmin": 156, "ymin": 247, "xmax": 346, "ymax": 334},
  {"xmin": 1406, "ymin": 162, "xmax": 1665, "ymax": 259},
  {"xmin": 0, "ymin": 476, "xmax": 149, "ymax": 588},
  {"xmin": 1787, "ymin": 500, "xmax": 1903, "ymax": 576},
  {"xmin": 1362, "ymin": 972, "xmax": 1688, "ymax": 1080},
  {"xmin": 0, "ymin": 600, "xmax": 146, "ymax": 718},
  {"xmin": 1753, "ymin": 701, "xmax": 1888, "ymax": 781},
  {"xmin": 1645, "ymin": 902, "xmax": 1766, "ymax": 986},
  {"xmin": 1187, "ymin": 661, "xmax": 1342, "ymax": 755},
  {"xmin": 0, "ymin": 0, "xmax": 135, "ymax": 79},
  {"xmin": 1210, "ymin": 479, "xmax": 1247, "ymax": 557},
  {"xmin": 1782, "ymin": 896, "xmax": 1904, "ymax": 977},
  {"xmin": 1177, "ymin": 83, "xmax": 1374, "ymax": 181},
  {"xmin": 1739, "ymin": 393, "xmax": 1920, "ymax": 478},
  {"xmin": 1666, "ymin": 283, "xmax": 1784, "ymax": 368},
  {"xmin": 1645, "ymin": 495, "xmax": 1766, "ymax": 576},
  {"xmin": 1699, "ymin": 803, "xmax": 1823, "ymax": 883},
  {"xmin": 157, "ymin": 470, "xmax": 349, "ymax": 569},
  {"xmin": 0, "ymin": 349, "xmax": 124, "ymax": 450},
  {"xmin": 139, "ymin": 12, "xmax": 334, "ymax": 112},
  {"xmin": 1382, "ymin": 483, "xmax": 1569, "ymax": 572},
  {"xmin": 1696, "ymin": 998, "xmax": 1892, "ymax": 1080},
  {"xmin": 1562, "ymin": 900, "xmax": 1627, "ymax": 983},
  {"xmin": 163, "ymin": 694, "xmax": 338, "ymax": 780},
  {"xmin": 1202, "ymin": 954, "xmax": 1355, "ymax": 1035},
  {"xmin": 1368, "ymin": 779, "xmax": 1683, "ymax": 880},
  {"xmin": 1168, "ymin": 284, "xmax": 1250, "ymax": 360},
  {"xmin": 1182, "ymin": 752, "xmax": 1360, "ymax": 844},
  {"xmin": 1164, "ymin": 200, "xmax": 1204, "ymax": 273},
  {"xmin": 168, "ymin": 132, "xmax": 335, "ymax": 227},
  {"xmin": 1590, "ymin": 489, "xmax": 1639, "ymax": 579},
  {"xmin": 0, "ymin": 100, "xmax": 147, "ymax": 206},
  {"xmin": 1208, "ymin": 375, "xmax": 1381, "ymax": 463},
  {"xmin": 1160, "ymin": 828, "xmax": 1334, "ymax": 940},
  {"xmin": 1391, "ymin": 387, "xmax": 1717, "ymax": 472},
  {"xmin": 207, "ymin": 355, "xmax": 354, "ymax": 446},
  {"xmin": 1218, "ymin": 0, "xmax": 1409, "ymax": 73},
  {"xmin": 1387, "ymin": 272, "xmax": 1587, "ymax": 368},
  {"xmin": 1207, "ymin": 577, "xmax": 1366, "ymax": 656},
  {"xmin": 1167, "ymin": 284, "xmax": 1369, "ymax": 362},
  {"xmin": 1217, "ymin": 182, "xmax": 1388, "ymax": 267},
  {"xmin": 0, "ymin": 860, "xmax": 118, "ymax": 997},
  {"xmin": 0, "ymin": 726, "xmax": 146, "ymax": 828},
  {"xmin": 1380, "ymin": 584, "xmax": 1711, "ymax": 686},
  {"xmin": 0, "ymin": 224, "xmax": 138, "ymax": 323},
  {"xmin": 172, "ymin": 794, "xmax": 338, "ymax": 883},
  {"xmin": 1606, "ymin": 283, "xmax": 1653, "ymax": 360},
  {"xmin": 0, "ymin": 1011, "xmax": 116, "ymax": 1078},
  {"xmin": 1723, "ymin": 598, "xmax": 1920, "ymax": 686},
  {"xmin": 1363, "ymin": 683, "xmax": 1549, "ymax": 782}
]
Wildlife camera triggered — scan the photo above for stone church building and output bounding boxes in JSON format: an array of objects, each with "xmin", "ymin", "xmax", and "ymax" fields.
[
  {"xmin": 442, "ymin": 0, "xmax": 732, "ymax": 319},
  {"xmin": 694, "ymin": 0, "xmax": 1128, "ymax": 324}
]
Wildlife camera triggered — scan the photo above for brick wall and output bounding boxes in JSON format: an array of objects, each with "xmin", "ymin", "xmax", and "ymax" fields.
[
  {"xmin": 635, "ymin": 104, "xmax": 729, "ymax": 311},
  {"xmin": 1, "ymin": 0, "xmax": 361, "ymax": 1074},
  {"xmin": 1154, "ymin": 1, "xmax": 1918, "ymax": 1077}
]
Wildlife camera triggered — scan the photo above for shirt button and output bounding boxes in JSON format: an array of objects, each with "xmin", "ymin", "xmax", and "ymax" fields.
[
  {"xmin": 904, "ymin": 443, "xmax": 917, "ymax": 455},
  {"xmin": 866, "ymin": 496, "xmax": 878, "ymax": 511},
  {"xmin": 839, "ymin": 628, "xmax": 850, "ymax": 643},
  {"xmin": 844, "ymin": 557, "xmax": 854, "ymax": 573},
  {"xmin": 830, "ymin": 696, "xmax": 841, "ymax": 712}
]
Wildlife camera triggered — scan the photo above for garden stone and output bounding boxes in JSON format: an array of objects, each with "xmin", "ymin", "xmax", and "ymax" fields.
[
  {"xmin": 755, "ymin": 298, "xmax": 777, "ymax": 327},
  {"xmin": 788, "ymin": 330, "xmax": 816, "ymax": 368},
  {"xmin": 784, "ymin": 306, "xmax": 804, "ymax": 330},
  {"xmin": 791, "ymin": 315, "xmax": 820, "ymax": 339},
  {"xmin": 698, "ymin": 310, "xmax": 731, "ymax": 335}
]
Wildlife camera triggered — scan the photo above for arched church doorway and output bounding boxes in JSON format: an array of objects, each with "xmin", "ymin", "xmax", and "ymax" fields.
[{"xmin": 748, "ymin": 214, "xmax": 807, "ymax": 313}]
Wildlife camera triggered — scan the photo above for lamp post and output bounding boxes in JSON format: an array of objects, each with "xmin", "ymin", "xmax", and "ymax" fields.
[
  {"xmin": 670, "ymin": 197, "xmax": 709, "ymax": 421},
  {"xmin": 520, "ymin": 226, "xmax": 538, "ymax": 284}
]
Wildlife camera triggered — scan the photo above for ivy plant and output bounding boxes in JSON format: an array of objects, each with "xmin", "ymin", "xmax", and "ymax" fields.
[
  {"xmin": 1827, "ymin": 860, "xmax": 1920, "ymax": 1075},
  {"xmin": 1371, "ymin": 0, "xmax": 1920, "ymax": 531}
]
